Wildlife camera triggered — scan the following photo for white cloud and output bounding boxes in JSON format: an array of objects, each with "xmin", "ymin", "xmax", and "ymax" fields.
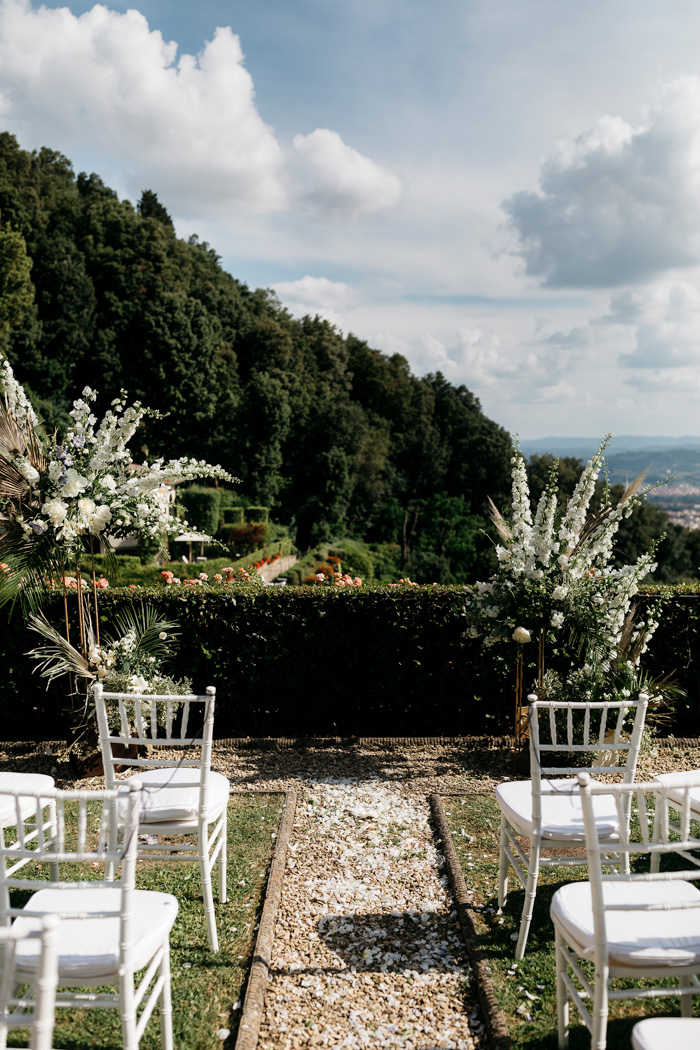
[
  {"xmin": 0, "ymin": 0, "xmax": 288, "ymax": 214},
  {"xmin": 504, "ymin": 77, "xmax": 700, "ymax": 288},
  {"xmin": 272, "ymin": 275, "xmax": 362, "ymax": 313},
  {"xmin": 0, "ymin": 1, "xmax": 403, "ymax": 223},
  {"xmin": 607, "ymin": 280, "xmax": 700, "ymax": 369},
  {"xmin": 293, "ymin": 128, "xmax": 403, "ymax": 217}
]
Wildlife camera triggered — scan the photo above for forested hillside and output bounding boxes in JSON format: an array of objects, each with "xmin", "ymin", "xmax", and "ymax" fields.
[{"xmin": 0, "ymin": 132, "xmax": 513, "ymax": 580}]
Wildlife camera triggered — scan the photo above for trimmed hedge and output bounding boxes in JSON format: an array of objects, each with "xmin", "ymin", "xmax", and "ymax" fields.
[
  {"xmin": 222, "ymin": 507, "xmax": 245, "ymax": 527},
  {"xmin": 2, "ymin": 587, "xmax": 699, "ymax": 741}
]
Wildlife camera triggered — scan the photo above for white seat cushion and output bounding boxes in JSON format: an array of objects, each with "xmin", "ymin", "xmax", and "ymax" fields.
[
  {"xmin": 118, "ymin": 767, "xmax": 230, "ymax": 824},
  {"xmin": 496, "ymin": 778, "xmax": 619, "ymax": 840},
  {"xmin": 551, "ymin": 878, "xmax": 700, "ymax": 968},
  {"xmin": 632, "ymin": 1017, "xmax": 700, "ymax": 1050},
  {"xmin": 12, "ymin": 887, "xmax": 178, "ymax": 979},
  {"xmin": 0, "ymin": 772, "xmax": 55, "ymax": 825},
  {"xmin": 654, "ymin": 769, "xmax": 700, "ymax": 814}
]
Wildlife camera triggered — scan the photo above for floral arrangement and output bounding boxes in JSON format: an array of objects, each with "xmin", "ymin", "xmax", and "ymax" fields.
[
  {"xmin": 0, "ymin": 353, "xmax": 235, "ymax": 608},
  {"xmin": 27, "ymin": 601, "xmax": 190, "ymax": 696},
  {"xmin": 465, "ymin": 438, "xmax": 665, "ymax": 711}
]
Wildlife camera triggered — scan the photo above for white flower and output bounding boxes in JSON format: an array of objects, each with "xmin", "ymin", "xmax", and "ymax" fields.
[
  {"xmin": 158, "ymin": 632, "xmax": 167, "ymax": 640},
  {"xmin": 100, "ymin": 474, "xmax": 117, "ymax": 492},
  {"xmin": 512, "ymin": 626, "xmax": 531, "ymax": 644},
  {"xmin": 41, "ymin": 498, "xmax": 68, "ymax": 526},
  {"xmin": 77, "ymin": 498, "xmax": 96, "ymax": 518},
  {"xmin": 552, "ymin": 585, "xmax": 568, "ymax": 601},
  {"xmin": 551, "ymin": 612, "xmax": 565, "ymax": 629},
  {"xmin": 18, "ymin": 459, "xmax": 40, "ymax": 485},
  {"xmin": 61, "ymin": 468, "xmax": 89, "ymax": 498},
  {"xmin": 87, "ymin": 505, "xmax": 111, "ymax": 535},
  {"xmin": 127, "ymin": 675, "xmax": 151, "ymax": 694}
]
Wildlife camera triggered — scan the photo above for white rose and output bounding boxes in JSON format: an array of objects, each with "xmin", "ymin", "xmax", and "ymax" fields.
[
  {"xmin": 77, "ymin": 498, "xmax": 96, "ymax": 518},
  {"xmin": 41, "ymin": 498, "xmax": 68, "ymax": 526},
  {"xmin": 552, "ymin": 585, "xmax": 568, "ymax": 601},
  {"xmin": 512, "ymin": 626, "xmax": 531, "ymax": 644},
  {"xmin": 88, "ymin": 505, "xmax": 111, "ymax": 534},
  {"xmin": 135, "ymin": 503, "xmax": 150, "ymax": 518}
]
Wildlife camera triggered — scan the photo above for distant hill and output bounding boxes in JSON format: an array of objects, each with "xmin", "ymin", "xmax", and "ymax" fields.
[{"xmin": 521, "ymin": 436, "xmax": 700, "ymax": 460}]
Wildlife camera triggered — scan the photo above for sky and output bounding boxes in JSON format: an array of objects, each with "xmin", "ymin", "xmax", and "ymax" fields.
[{"xmin": 3, "ymin": 1, "xmax": 700, "ymax": 438}]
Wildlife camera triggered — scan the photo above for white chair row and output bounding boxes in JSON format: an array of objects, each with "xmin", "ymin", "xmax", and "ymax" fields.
[
  {"xmin": 552, "ymin": 772, "xmax": 700, "ymax": 1050},
  {"xmin": 94, "ymin": 684, "xmax": 230, "ymax": 952},
  {"xmin": 496, "ymin": 694, "xmax": 649, "ymax": 958},
  {"xmin": 0, "ymin": 684, "xmax": 230, "ymax": 1048},
  {"xmin": 0, "ymin": 783, "xmax": 176, "ymax": 1050}
]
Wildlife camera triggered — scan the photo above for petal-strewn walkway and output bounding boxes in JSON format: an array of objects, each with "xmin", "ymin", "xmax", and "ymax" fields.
[{"xmin": 226, "ymin": 744, "xmax": 497, "ymax": 1050}]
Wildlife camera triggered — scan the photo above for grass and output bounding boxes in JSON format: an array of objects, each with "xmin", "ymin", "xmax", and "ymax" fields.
[
  {"xmin": 443, "ymin": 793, "xmax": 700, "ymax": 1049},
  {"xmin": 8, "ymin": 792, "xmax": 283, "ymax": 1049}
]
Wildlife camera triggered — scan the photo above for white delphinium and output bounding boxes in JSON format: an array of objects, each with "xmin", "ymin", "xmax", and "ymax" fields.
[
  {"xmin": 0, "ymin": 356, "xmax": 38, "ymax": 424},
  {"xmin": 465, "ymin": 434, "xmax": 663, "ymax": 708}
]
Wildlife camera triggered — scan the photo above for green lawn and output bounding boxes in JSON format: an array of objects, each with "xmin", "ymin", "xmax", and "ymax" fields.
[
  {"xmin": 443, "ymin": 792, "xmax": 700, "ymax": 1049},
  {"xmin": 9, "ymin": 792, "xmax": 282, "ymax": 1049}
]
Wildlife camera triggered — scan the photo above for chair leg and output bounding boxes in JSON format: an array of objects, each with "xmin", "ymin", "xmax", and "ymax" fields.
[
  {"xmin": 515, "ymin": 836, "xmax": 541, "ymax": 960},
  {"xmin": 218, "ymin": 816, "xmax": 228, "ymax": 904},
  {"xmin": 498, "ymin": 815, "xmax": 509, "ymax": 908},
  {"xmin": 159, "ymin": 941, "xmax": 174, "ymax": 1050},
  {"xmin": 650, "ymin": 801, "xmax": 662, "ymax": 874},
  {"xmin": 199, "ymin": 833, "xmax": 219, "ymax": 953},
  {"xmin": 47, "ymin": 800, "xmax": 59, "ymax": 883},
  {"xmin": 591, "ymin": 960, "xmax": 610, "ymax": 1050},
  {"xmin": 119, "ymin": 969, "xmax": 138, "ymax": 1050},
  {"xmin": 554, "ymin": 927, "xmax": 569, "ymax": 1050},
  {"xmin": 680, "ymin": 975, "xmax": 693, "ymax": 1017}
]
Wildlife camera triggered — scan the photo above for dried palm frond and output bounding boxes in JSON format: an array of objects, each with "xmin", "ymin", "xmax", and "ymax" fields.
[
  {"xmin": 617, "ymin": 468, "xmax": 650, "ymax": 507},
  {"xmin": 488, "ymin": 497, "xmax": 512, "ymax": 545},
  {"xmin": 26, "ymin": 608, "xmax": 96, "ymax": 687},
  {"xmin": 105, "ymin": 601, "xmax": 180, "ymax": 655},
  {"xmin": 0, "ymin": 401, "xmax": 47, "ymax": 500}
]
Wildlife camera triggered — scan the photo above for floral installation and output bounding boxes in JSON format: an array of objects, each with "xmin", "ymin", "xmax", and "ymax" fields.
[
  {"xmin": 27, "ymin": 601, "xmax": 182, "ymax": 689},
  {"xmin": 0, "ymin": 352, "xmax": 235, "ymax": 609},
  {"xmin": 465, "ymin": 437, "xmax": 669, "ymax": 716},
  {"xmin": 0, "ymin": 354, "xmax": 235, "ymax": 756}
]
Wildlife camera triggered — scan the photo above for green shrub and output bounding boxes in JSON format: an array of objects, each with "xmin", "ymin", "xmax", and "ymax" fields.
[
  {"xmin": 178, "ymin": 486, "xmax": 222, "ymax": 536},
  {"xmin": 245, "ymin": 506, "xmax": 269, "ymax": 524},
  {"xmin": 3, "ymin": 584, "xmax": 698, "ymax": 741},
  {"xmin": 222, "ymin": 507, "xmax": 245, "ymax": 526}
]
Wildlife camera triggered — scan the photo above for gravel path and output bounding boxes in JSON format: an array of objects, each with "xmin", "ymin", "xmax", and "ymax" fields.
[{"xmin": 4, "ymin": 737, "xmax": 700, "ymax": 1050}]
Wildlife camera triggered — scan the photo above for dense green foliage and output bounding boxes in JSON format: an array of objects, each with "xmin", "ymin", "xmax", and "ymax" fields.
[
  {"xmin": 3, "ymin": 587, "xmax": 699, "ymax": 741},
  {"xmin": 0, "ymin": 132, "xmax": 512, "ymax": 582}
]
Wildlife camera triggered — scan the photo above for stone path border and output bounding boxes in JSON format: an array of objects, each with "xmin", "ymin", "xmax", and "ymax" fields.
[
  {"xmin": 235, "ymin": 787, "xmax": 299, "ymax": 1050},
  {"xmin": 430, "ymin": 793, "xmax": 512, "ymax": 1050},
  {"xmin": 215, "ymin": 735, "xmax": 700, "ymax": 750}
]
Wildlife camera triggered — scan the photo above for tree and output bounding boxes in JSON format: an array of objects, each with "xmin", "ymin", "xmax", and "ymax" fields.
[{"xmin": 0, "ymin": 215, "xmax": 33, "ymax": 335}]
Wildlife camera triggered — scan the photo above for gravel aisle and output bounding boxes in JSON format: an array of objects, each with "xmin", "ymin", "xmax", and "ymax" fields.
[{"xmin": 255, "ymin": 778, "xmax": 481, "ymax": 1050}]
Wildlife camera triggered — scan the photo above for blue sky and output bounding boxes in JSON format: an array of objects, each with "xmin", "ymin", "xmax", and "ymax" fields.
[{"xmin": 4, "ymin": 0, "xmax": 700, "ymax": 438}]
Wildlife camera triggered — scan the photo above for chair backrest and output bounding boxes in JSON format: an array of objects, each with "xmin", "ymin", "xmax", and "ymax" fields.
[
  {"xmin": 577, "ymin": 771, "xmax": 700, "ymax": 953},
  {"xmin": 528, "ymin": 694, "xmax": 648, "ymax": 830},
  {"xmin": 0, "ymin": 916, "xmax": 58, "ymax": 1050},
  {"xmin": 94, "ymin": 684, "xmax": 216, "ymax": 784},
  {"xmin": 0, "ymin": 785, "xmax": 141, "ymax": 925}
]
